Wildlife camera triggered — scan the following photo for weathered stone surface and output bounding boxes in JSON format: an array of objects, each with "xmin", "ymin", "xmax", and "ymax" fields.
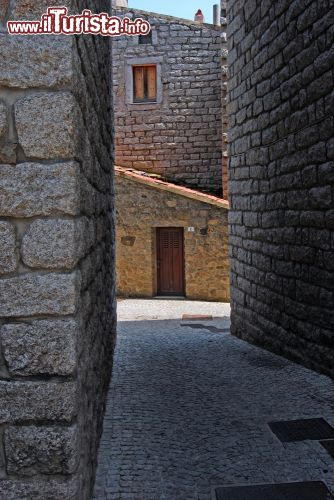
[
  {"xmin": 0, "ymin": 428, "xmax": 5, "ymax": 472},
  {"xmin": 228, "ymin": 0, "xmax": 334, "ymax": 377},
  {"xmin": 22, "ymin": 219, "xmax": 85, "ymax": 270},
  {"xmin": 112, "ymin": 7, "xmax": 223, "ymax": 193},
  {"xmin": 0, "ymin": 381, "xmax": 77, "ymax": 423},
  {"xmin": 0, "ymin": 35, "xmax": 72, "ymax": 89},
  {"xmin": 0, "ymin": 142, "xmax": 16, "ymax": 164},
  {"xmin": 0, "ymin": 0, "xmax": 9, "ymax": 21},
  {"xmin": 15, "ymin": 93, "xmax": 77, "ymax": 159},
  {"xmin": 0, "ymin": 221, "xmax": 16, "ymax": 274},
  {"xmin": 5, "ymin": 425, "xmax": 78, "ymax": 475},
  {"xmin": 0, "ymin": 477, "xmax": 77, "ymax": 500},
  {"xmin": 116, "ymin": 174, "xmax": 230, "ymax": 301},
  {"xmin": 0, "ymin": 101, "xmax": 7, "ymax": 138},
  {"xmin": 10, "ymin": 0, "xmax": 72, "ymax": 20},
  {"xmin": 0, "ymin": 162, "xmax": 79, "ymax": 217},
  {"xmin": 0, "ymin": 273, "xmax": 80, "ymax": 317},
  {"xmin": 0, "ymin": 2, "xmax": 116, "ymax": 498},
  {"xmin": 1, "ymin": 319, "xmax": 78, "ymax": 376}
]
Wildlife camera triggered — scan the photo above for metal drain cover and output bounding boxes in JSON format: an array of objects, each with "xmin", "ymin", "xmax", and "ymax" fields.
[
  {"xmin": 321, "ymin": 440, "xmax": 334, "ymax": 458},
  {"xmin": 268, "ymin": 418, "xmax": 334, "ymax": 442},
  {"xmin": 215, "ymin": 481, "xmax": 334, "ymax": 500}
]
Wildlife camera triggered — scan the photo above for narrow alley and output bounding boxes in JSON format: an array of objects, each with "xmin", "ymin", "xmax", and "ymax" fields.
[{"xmin": 93, "ymin": 300, "xmax": 334, "ymax": 500}]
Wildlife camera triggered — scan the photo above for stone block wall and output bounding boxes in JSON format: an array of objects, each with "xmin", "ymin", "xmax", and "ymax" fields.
[
  {"xmin": 112, "ymin": 7, "xmax": 223, "ymax": 194},
  {"xmin": 228, "ymin": 0, "xmax": 334, "ymax": 377},
  {"xmin": 221, "ymin": 0, "xmax": 228, "ymax": 198},
  {"xmin": 116, "ymin": 173, "xmax": 230, "ymax": 301},
  {"xmin": 0, "ymin": 1, "xmax": 116, "ymax": 498}
]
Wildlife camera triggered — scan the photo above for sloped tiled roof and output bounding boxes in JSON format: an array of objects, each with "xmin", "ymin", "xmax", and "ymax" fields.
[{"xmin": 115, "ymin": 166, "xmax": 229, "ymax": 209}]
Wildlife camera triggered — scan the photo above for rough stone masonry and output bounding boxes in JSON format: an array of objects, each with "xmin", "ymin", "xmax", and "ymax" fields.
[
  {"xmin": 221, "ymin": 0, "xmax": 228, "ymax": 197},
  {"xmin": 0, "ymin": 1, "xmax": 116, "ymax": 499},
  {"xmin": 115, "ymin": 169, "xmax": 230, "ymax": 302},
  {"xmin": 112, "ymin": 6, "xmax": 223, "ymax": 194},
  {"xmin": 228, "ymin": 0, "xmax": 334, "ymax": 378}
]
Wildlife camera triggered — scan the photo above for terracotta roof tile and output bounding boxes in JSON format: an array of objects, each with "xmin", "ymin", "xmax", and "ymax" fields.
[{"xmin": 115, "ymin": 166, "xmax": 229, "ymax": 209}]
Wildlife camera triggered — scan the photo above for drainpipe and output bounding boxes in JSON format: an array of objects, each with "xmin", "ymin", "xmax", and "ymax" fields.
[{"xmin": 213, "ymin": 4, "xmax": 221, "ymax": 26}]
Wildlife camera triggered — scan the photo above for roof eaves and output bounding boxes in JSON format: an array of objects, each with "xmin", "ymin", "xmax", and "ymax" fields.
[{"xmin": 115, "ymin": 166, "xmax": 230, "ymax": 209}]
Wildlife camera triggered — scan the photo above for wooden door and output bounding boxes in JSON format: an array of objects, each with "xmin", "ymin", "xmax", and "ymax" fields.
[{"xmin": 157, "ymin": 228, "xmax": 185, "ymax": 296}]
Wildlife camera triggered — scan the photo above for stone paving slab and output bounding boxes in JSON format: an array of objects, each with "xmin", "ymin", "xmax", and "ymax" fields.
[
  {"xmin": 215, "ymin": 481, "xmax": 334, "ymax": 500},
  {"xmin": 93, "ymin": 300, "xmax": 334, "ymax": 500},
  {"xmin": 117, "ymin": 299, "xmax": 230, "ymax": 322}
]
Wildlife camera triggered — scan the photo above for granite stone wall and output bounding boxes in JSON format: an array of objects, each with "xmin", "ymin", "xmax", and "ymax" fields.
[
  {"xmin": 116, "ymin": 173, "xmax": 230, "ymax": 301},
  {"xmin": 228, "ymin": 0, "xmax": 334, "ymax": 377},
  {"xmin": 0, "ymin": 1, "xmax": 116, "ymax": 498},
  {"xmin": 112, "ymin": 7, "xmax": 223, "ymax": 194},
  {"xmin": 221, "ymin": 0, "xmax": 228, "ymax": 198}
]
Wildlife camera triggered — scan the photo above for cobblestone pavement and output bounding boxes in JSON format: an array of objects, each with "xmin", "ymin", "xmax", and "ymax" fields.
[{"xmin": 93, "ymin": 300, "xmax": 334, "ymax": 500}]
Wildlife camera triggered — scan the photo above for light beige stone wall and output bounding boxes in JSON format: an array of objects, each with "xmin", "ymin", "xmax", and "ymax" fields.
[{"xmin": 116, "ymin": 175, "xmax": 230, "ymax": 302}]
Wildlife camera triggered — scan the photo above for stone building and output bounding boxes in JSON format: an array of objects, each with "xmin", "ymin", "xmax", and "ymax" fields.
[
  {"xmin": 112, "ymin": 5, "xmax": 223, "ymax": 194},
  {"xmin": 228, "ymin": 0, "xmax": 334, "ymax": 378},
  {"xmin": 116, "ymin": 167, "xmax": 230, "ymax": 302},
  {"xmin": 111, "ymin": 4, "xmax": 230, "ymax": 303},
  {"xmin": 111, "ymin": 4, "xmax": 229, "ymax": 303}
]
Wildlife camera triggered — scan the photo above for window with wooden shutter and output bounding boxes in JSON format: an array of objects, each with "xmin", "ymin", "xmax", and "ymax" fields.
[{"xmin": 133, "ymin": 65, "xmax": 157, "ymax": 103}]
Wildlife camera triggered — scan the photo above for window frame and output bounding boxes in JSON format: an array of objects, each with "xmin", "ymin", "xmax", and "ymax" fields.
[
  {"xmin": 132, "ymin": 64, "xmax": 157, "ymax": 103},
  {"xmin": 125, "ymin": 57, "xmax": 163, "ymax": 107}
]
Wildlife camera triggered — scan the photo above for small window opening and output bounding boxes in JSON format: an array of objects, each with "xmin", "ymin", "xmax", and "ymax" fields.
[
  {"xmin": 133, "ymin": 65, "xmax": 157, "ymax": 103},
  {"xmin": 139, "ymin": 32, "xmax": 152, "ymax": 44}
]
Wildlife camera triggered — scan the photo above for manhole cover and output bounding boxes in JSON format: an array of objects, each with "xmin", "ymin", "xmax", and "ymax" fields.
[
  {"xmin": 321, "ymin": 440, "xmax": 334, "ymax": 459},
  {"xmin": 215, "ymin": 481, "xmax": 334, "ymax": 500},
  {"xmin": 268, "ymin": 418, "xmax": 334, "ymax": 442},
  {"xmin": 182, "ymin": 314, "xmax": 213, "ymax": 321}
]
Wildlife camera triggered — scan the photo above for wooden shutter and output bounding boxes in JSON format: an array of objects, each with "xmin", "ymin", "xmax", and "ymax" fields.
[
  {"xmin": 133, "ymin": 65, "xmax": 157, "ymax": 102},
  {"xmin": 147, "ymin": 66, "xmax": 157, "ymax": 100},
  {"xmin": 133, "ymin": 66, "xmax": 144, "ymax": 101}
]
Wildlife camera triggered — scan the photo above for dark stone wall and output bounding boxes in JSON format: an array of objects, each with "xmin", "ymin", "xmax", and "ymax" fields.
[
  {"xmin": 74, "ymin": 1, "xmax": 117, "ymax": 497},
  {"xmin": 228, "ymin": 0, "xmax": 334, "ymax": 377},
  {"xmin": 221, "ymin": 1, "xmax": 228, "ymax": 198}
]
